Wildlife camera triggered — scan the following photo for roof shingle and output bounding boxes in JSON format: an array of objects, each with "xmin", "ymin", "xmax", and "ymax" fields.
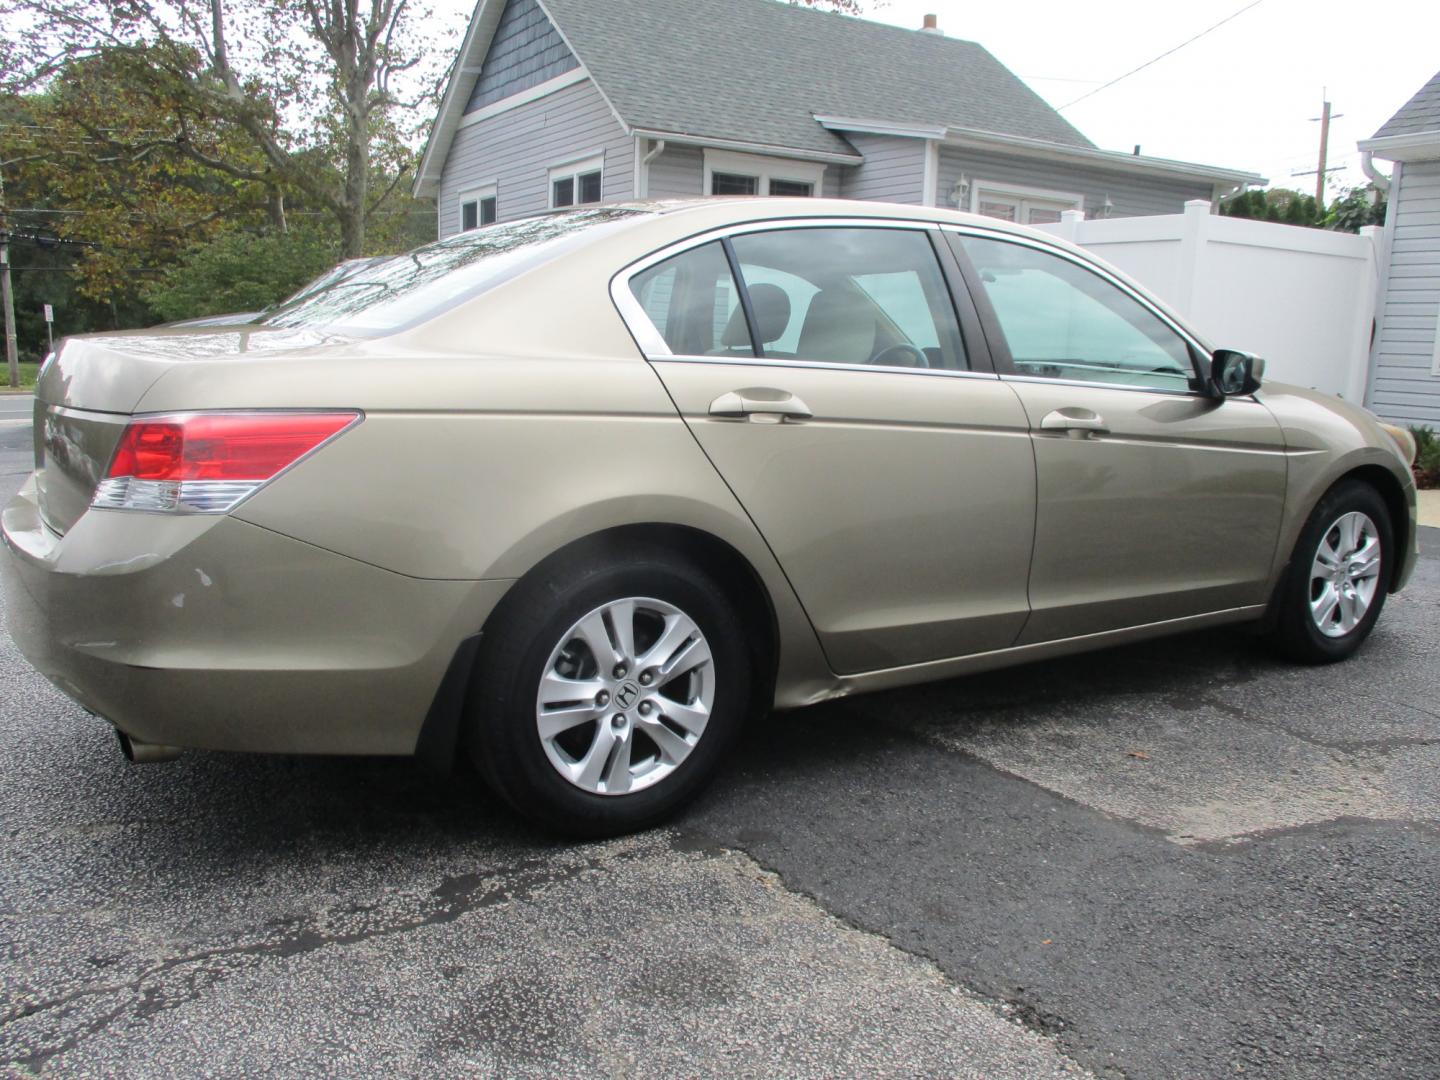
[
  {"xmin": 540, "ymin": 0, "xmax": 1095, "ymax": 156},
  {"xmin": 1373, "ymin": 69, "xmax": 1440, "ymax": 140}
]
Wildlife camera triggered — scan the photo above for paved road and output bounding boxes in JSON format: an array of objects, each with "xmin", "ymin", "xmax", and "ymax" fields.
[{"xmin": 2, "ymin": 407, "xmax": 1437, "ymax": 1079}]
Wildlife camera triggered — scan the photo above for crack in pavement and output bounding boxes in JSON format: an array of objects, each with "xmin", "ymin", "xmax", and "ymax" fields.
[{"xmin": 5, "ymin": 850, "xmax": 629, "ymax": 1071}]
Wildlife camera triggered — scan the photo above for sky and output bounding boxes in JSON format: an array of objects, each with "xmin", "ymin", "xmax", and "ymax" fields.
[{"xmin": 862, "ymin": 0, "xmax": 1438, "ymax": 193}]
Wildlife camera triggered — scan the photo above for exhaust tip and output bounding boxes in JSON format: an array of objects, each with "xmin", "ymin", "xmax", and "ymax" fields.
[{"xmin": 116, "ymin": 730, "xmax": 182, "ymax": 764}]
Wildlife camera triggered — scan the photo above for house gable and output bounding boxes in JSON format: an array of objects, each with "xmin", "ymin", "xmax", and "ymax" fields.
[{"xmin": 465, "ymin": 0, "xmax": 579, "ymax": 114}]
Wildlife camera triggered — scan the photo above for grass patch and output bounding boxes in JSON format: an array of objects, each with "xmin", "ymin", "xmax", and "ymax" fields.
[{"xmin": 1, "ymin": 361, "xmax": 39, "ymax": 391}]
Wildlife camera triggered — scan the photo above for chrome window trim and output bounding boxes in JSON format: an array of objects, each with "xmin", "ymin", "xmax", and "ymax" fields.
[
  {"xmin": 937, "ymin": 223, "xmax": 1217, "ymax": 379},
  {"xmin": 652, "ymin": 354, "xmax": 1001, "ymax": 381},
  {"xmin": 610, "ymin": 216, "xmax": 944, "ymax": 365}
]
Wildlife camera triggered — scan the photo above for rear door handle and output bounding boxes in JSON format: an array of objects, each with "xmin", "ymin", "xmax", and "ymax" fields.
[
  {"xmin": 709, "ymin": 389, "xmax": 813, "ymax": 423},
  {"xmin": 1039, "ymin": 408, "xmax": 1108, "ymax": 439}
]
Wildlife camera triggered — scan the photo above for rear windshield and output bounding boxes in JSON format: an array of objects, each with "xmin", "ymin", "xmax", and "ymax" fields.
[{"xmin": 259, "ymin": 207, "xmax": 650, "ymax": 334}]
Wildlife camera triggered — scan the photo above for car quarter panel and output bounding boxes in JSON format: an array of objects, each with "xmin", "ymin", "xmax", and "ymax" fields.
[{"xmin": 3, "ymin": 474, "xmax": 511, "ymax": 754}]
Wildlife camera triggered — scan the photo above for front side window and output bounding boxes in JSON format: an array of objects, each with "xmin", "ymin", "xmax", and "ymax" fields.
[
  {"xmin": 551, "ymin": 157, "xmax": 603, "ymax": 208},
  {"xmin": 629, "ymin": 241, "xmax": 751, "ymax": 357},
  {"xmin": 958, "ymin": 236, "xmax": 1196, "ymax": 391},
  {"xmin": 728, "ymin": 228, "xmax": 968, "ymax": 369}
]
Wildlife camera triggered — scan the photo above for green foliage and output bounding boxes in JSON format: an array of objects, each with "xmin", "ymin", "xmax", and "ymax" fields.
[
  {"xmin": 1323, "ymin": 185, "xmax": 1387, "ymax": 233},
  {"xmin": 1411, "ymin": 426, "xmax": 1440, "ymax": 488},
  {"xmin": 142, "ymin": 227, "xmax": 340, "ymax": 323},
  {"xmin": 1222, "ymin": 185, "xmax": 1387, "ymax": 234}
]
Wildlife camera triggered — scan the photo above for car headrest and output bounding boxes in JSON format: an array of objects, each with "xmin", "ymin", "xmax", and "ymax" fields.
[{"xmin": 721, "ymin": 283, "xmax": 792, "ymax": 348}]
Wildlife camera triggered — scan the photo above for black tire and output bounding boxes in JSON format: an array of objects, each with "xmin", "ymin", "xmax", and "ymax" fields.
[
  {"xmin": 1267, "ymin": 479, "xmax": 1393, "ymax": 664},
  {"xmin": 466, "ymin": 545, "xmax": 751, "ymax": 837}
]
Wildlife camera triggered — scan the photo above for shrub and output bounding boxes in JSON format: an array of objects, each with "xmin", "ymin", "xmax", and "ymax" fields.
[{"xmin": 1411, "ymin": 425, "xmax": 1440, "ymax": 489}]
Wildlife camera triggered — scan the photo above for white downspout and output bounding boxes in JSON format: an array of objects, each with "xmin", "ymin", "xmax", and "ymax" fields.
[
  {"xmin": 1360, "ymin": 150, "xmax": 1391, "ymax": 193},
  {"xmin": 637, "ymin": 139, "xmax": 666, "ymax": 198}
]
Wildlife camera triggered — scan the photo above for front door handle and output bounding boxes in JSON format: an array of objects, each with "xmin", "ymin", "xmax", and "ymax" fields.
[
  {"xmin": 709, "ymin": 388, "xmax": 813, "ymax": 423},
  {"xmin": 1039, "ymin": 408, "xmax": 1108, "ymax": 439}
]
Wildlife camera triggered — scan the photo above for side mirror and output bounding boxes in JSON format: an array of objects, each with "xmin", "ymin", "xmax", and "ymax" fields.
[{"xmin": 1207, "ymin": 349, "xmax": 1265, "ymax": 398}]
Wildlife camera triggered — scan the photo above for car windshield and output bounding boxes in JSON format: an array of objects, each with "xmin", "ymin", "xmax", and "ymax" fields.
[{"xmin": 259, "ymin": 207, "xmax": 651, "ymax": 333}]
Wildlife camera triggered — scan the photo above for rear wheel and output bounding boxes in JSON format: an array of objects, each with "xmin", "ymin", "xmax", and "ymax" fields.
[
  {"xmin": 467, "ymin": 548, "xmax": 750, "ymax": 836},
  {"xmin": 1267, "ymin": 479, "xmax": 1392, "ymax": 663}
]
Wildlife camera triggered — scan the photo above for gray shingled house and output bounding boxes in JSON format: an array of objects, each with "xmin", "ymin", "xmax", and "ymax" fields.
[
  {"xmin": 1361, "ymin": 69, "xmax": 1440, "ymax": 428},
  {"xmin": 415, "ymin": 0, "xmax": 1261, "ymax": 238}
]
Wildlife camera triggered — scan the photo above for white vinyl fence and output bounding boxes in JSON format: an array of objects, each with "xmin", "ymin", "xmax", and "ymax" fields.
[{"xmin": 1039, "ymin": 200, "xmax": 1382, "ymax": 403}]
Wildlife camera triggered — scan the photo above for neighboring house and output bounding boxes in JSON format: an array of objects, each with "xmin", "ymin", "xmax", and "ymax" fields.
[
  {"xmin": 1361, "ymin": 69, "xmax": 1440, "ymax": 428},
  {"xmin": 415, "ymin": 0, "xmax": 1262, "ymax": 238}
]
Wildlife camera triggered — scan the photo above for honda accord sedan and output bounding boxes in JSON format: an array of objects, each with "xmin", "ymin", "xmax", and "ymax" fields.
[{"xmin": 1, "ymin": 199, "xmax": 1420, "ymax": 835}]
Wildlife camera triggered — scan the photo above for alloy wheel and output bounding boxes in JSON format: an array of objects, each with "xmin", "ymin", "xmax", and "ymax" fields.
[
  {"xmin": 535, "ymin": 597, "xmax": 715, "ymax": 795},
  {"xmin": 1308, "ymin": 511, "xmax": 1382, "ymax": 638}
]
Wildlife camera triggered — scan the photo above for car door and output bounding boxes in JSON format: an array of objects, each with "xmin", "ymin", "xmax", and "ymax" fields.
[
  {"xmin": 947, "ymin": 229, "xmax": 1289, "ymax": 644},
  {"xmin": 614, "ymin": 221, "xmax": 1037, "ymax": 674}
]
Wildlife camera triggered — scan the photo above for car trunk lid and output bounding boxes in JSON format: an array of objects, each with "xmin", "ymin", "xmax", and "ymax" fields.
[{"xmin": 33, "ymin": 325, "xmax": 352, "ymax": 534}]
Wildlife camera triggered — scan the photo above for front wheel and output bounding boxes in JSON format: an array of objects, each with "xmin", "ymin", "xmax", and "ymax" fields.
[
  {"xmin": 1267, "ymin": 479, "xmax": 1393, "ymax": 664},
  {"xmin": 466, "ymin": 549, "xmax": 751, "ymax": 836}
]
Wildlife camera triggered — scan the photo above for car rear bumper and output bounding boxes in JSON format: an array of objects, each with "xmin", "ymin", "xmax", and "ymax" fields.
[{"xmin": 1, "ymin": 475, "xmax": 512, "ymax": 755}]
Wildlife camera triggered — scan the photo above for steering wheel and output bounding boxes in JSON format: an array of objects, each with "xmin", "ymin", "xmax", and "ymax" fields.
[{"xmin": 870, "ymin": 343, "xmax": 930, "ymax": 368}]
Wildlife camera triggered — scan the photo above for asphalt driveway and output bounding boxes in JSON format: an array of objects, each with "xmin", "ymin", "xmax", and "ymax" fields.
[{"xmin": 2, "ymin": 406, "xmax": 1437, "ymax": 1079}]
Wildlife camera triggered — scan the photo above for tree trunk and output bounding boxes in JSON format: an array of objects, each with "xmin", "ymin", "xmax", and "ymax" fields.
[
  {"xmin": 266, "ymin": 187, "xmax": 287, "ymax": 232},
  {"xmin": 340, "ymin": 99, "xmax": 369, "ymax": 259}
]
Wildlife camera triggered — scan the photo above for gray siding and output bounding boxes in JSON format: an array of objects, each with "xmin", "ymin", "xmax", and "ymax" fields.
[
  {"xmin": 1368, "ymin": 159, "xmax": 1440, "ymax": 427},
  {"xmin": 645, "ymin": 144, "xmax": 844, "ymax": 199},
  {"xmin": 839, "ymin": 133, "xmax": 925, "ymax": 203},
  {"xmin": 646, "ymin": 144, "xmax": 704, "ymax": 198},
  {"xmin": 438, "ymin": 78, "xmax": 634, "ymax": 238},
  {"xmin": 937, "ymin": 146, "xmax": 1213, "ymax": 218},
  {"xmin": 465, "ymin": 0, "xmax": 578, "ymax": 114}
]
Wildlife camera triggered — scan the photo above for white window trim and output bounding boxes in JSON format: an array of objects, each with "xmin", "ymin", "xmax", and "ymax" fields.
[
  {"xmin": 458, "ymin": 181, "xmax": 498, "ymax": 231},
  {"xmin": 703, "ymin": 149, "xmax": 826, "ymax": 197},
  {"xmin": 969, "ymin": 181, "xmax": 1084, "ymax": 220},
  {"xmin": 548, "ymin": 152, "xmax": 604, "ymax": 208}
]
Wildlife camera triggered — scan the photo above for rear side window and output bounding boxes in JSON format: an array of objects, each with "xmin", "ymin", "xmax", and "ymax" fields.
[
  {"xmin": 629, "ymin": 242, "xmax": 753, "ymax": 357},
  {"xmin": 728, "ymin": 228, "xmax": 969, "ymax": 370}
]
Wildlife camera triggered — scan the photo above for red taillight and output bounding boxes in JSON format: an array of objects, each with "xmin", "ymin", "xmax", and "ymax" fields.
[
  {"xmin": 95, "ymin": 411, "xmax": 360, "ymax": 513},
  {"xmin": 106, "ymin": 412, "xmax": 358, "ymax": 481}
]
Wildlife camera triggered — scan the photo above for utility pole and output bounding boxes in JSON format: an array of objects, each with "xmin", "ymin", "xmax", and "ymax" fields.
[
  {"xmin": 1314, "ymin": 98, "xmax": 1332, "ymax": 206},
  {"xmin": 1292, "ymin": 92, "xmax": 1345, "ymax": 208},
  {"xmin": 0, "ymin": 164, "xmax": 16, "ymax": 389}
]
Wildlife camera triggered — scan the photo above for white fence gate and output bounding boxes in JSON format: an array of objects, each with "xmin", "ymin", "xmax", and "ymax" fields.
[{"xmin": 1039, "ymin": 200, "xmax": 1382, "ymax": 403}]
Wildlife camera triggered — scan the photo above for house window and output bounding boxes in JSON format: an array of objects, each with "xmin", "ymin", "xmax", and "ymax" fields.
[
  {"xmin": 550, "ymin": 155, "xmax": 603, "ymax": 208},
  {"xmin": 459, "ymin": 185, "xmax": 497, "ymax": 231},
  {"xmin": 712, "ymin": 172, "xmax": 759, "ymax": 196},
  {"xmin": 971, "ymin": 183, "xmax": 1082, "ymax": 226},
  {"xmin": 769, "ymin": 178, "xmax": 815, "ymax": 197},
  {"xmin": 703, "ymin": 149, "xmax": 824, "ymax": 198}
]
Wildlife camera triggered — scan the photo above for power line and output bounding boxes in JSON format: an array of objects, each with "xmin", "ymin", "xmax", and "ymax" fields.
[{"xmin": 1059, "ymin": 0, "xmax": 1267, "ymax": 110}]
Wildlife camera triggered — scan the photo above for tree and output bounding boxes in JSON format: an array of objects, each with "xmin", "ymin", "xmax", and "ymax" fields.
[
  {"xmin": 142, "ymin": 224, "xmax": 339, "ymax": 322},
  {"xmin": 0, "ymin": 0, "xmax": 455, "ymax": 258},
  {"xmin": 1323, "ymin": 184, "xmax": 1387, "ymax": 233}
]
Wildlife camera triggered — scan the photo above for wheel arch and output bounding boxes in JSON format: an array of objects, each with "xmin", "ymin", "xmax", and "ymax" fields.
[
  {"xmin": 415, "ymin": 521, "xmax": 785, "ymax": 773},
  {"xmin": 1327, "ymin": 464, "xmax": 1411, "ymax": 594}
]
